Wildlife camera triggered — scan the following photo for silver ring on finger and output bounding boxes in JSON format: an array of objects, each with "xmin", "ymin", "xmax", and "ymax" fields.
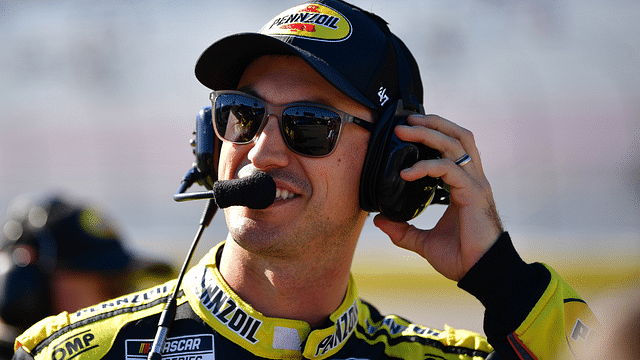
[{"xmin": 454, "ymin": 153, "xmax": 471, "ymax": 167}]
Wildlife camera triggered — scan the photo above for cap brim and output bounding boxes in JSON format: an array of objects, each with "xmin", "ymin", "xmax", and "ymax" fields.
[{"xmin": 194, "ymin": 33, "xmax": 377, "ymax": 109}]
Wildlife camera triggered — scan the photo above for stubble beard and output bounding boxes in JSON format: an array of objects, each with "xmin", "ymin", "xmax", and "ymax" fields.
[{"xmin": 224, "ymin": 201, "xmax": 366, "ymax": 264}]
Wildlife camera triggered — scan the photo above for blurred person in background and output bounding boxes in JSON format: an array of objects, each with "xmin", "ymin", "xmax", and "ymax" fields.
[{"xmin": 0, "ymin": 193, "xmax": 174, "ymax": 359}]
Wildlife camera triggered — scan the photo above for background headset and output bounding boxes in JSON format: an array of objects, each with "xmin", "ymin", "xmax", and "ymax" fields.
[{"xmin": 0, "ymin": 197, "xmax": 64, "ymax": 330}]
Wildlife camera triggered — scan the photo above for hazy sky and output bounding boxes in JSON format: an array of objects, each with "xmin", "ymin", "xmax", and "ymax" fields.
[{"xmin": 1, "ymin": 0, "xmax": 638, "ymax": 262}]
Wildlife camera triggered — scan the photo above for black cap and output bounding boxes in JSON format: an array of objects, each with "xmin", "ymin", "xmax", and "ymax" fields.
[{"xmin": 195, "ymin": 0, "xmax": 423, "ymax": 113}]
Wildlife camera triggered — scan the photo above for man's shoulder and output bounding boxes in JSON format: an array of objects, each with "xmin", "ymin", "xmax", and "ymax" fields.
[
  {"xmin": 354, "ymin": 300, "xmax": 494, "ymax": 358},
  {"xmin": 14, "ymin": 280, "xmax": 177, "ymax": 360}
]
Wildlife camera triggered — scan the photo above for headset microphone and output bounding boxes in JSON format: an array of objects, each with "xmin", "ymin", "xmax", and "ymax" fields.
[
  {"xmin": 212, "ymin": 172, "xmax": 276, "ymax": 209},
  {"xmin": 174, "ymin": 171, "xmax": 276, "ymax": 210}
]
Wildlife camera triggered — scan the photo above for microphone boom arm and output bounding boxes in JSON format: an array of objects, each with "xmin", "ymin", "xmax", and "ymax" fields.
[{"xmin": 173, "ymin": 167, "xmax": 216, "ymax": 202}]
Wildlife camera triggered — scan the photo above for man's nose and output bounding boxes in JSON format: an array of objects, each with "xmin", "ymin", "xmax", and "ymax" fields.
[{"xmin": 247, "ymin": 115, "xmax": 290, "ymax": 170}]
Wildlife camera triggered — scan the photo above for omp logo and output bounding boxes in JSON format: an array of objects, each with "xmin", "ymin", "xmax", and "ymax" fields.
[
  {"xmin": 261, "ymin": 3, "xmax": 351, "ymax": 41},
  {"xmin": 52, "ymin": 330, "xmax": 97, "ymax": 360},
  {"xmin": 315, "ymin": 301, "xmax": 359, "ymax": 357},
  {"xmin": 125, "ymin": 335, "xmax": 214, "ymax": 360}
]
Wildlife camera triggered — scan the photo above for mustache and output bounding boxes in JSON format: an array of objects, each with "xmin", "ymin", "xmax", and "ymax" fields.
[{"xmin": 237, "ymin": 164, "xmax": 312, "ymax": 195}]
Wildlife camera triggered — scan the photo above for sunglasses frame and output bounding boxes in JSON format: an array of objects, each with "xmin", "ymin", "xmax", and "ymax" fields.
[{"xmin": 210, "ymin": 90, "xmax": 375, "ymax": 157}]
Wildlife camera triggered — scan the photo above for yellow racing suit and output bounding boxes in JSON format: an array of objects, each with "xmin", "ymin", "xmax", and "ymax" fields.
[{"xmin": 13, "ymin": 232, "xmax": 599, "ymax": 359}]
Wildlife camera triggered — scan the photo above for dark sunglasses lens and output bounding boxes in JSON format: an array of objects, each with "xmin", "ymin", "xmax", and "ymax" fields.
[
  {"xmin": 214, "ymin": 94, "xmax": 265, "ymax": 143},
  {"xmin": 282, "ymin": 106, "xmax": 341, "ymax": 156}
]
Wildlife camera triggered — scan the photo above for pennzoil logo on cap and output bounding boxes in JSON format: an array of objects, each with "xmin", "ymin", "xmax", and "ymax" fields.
[{"xmin": 261, "ymin": 3, "xmax": 352, "ymax": 42}]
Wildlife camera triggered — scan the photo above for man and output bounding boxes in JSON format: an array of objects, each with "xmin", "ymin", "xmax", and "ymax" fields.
[
  {"xmin": 13, "ymin": 1, "xmax": 599, "ymax": 359},
  {"xmin": 0, "ymin": 193, "xmax": 173, "ymax": 360}
]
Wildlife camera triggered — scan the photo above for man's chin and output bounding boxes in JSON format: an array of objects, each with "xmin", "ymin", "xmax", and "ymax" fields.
[{"xmin": 226, "ymin": 215, "xmax": 279, "ymax": 248}]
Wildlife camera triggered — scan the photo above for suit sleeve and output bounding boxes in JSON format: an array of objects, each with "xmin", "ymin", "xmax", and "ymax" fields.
[{"xmin": 458, "ymin": 232, "xmax": 600, "ymax": 359}]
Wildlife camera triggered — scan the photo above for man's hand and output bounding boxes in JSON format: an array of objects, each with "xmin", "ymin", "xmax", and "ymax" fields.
[{"xmin": 373, "ymin": 114, "xmax": 503, "ymax": 281}]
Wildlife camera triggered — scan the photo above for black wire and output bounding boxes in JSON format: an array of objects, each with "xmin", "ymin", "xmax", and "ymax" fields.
[{"xmin": 146, "ymin": 199, "xmax": 217, "ymax": 360}]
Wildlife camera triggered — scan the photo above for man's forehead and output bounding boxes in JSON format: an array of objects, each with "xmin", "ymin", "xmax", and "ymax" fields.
[{"xmin": 237, "ymin": 55, "xmax": 375, "ymax": 121}]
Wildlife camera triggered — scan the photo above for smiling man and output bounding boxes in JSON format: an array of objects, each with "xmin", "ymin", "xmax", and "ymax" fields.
[
  {"xmin": 217, "ymin": 55, "xmax": 374, "ymax": 329},
  {"xmin": 13, "ymin": 1, "xmax": 599, "ymax": 359}
]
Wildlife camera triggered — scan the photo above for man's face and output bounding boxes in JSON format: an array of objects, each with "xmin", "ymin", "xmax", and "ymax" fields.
[{"xmin": 218, "ymin": 55, "xmax": 373, "ymax": 259}]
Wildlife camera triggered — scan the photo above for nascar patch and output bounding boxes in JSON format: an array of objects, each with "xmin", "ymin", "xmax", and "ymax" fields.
[
  {"xmin": 125, "ymin": 335, "xmax": 214, "ymax": 360},
  {"xmin": 261, "ymin": 3, "xmax": 351, "ymax": 42}
]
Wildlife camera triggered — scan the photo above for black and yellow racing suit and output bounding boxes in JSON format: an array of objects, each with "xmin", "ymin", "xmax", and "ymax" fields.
[{"xmin": 13, "ymin": 233, "xmax": 599, "ymax": 359}]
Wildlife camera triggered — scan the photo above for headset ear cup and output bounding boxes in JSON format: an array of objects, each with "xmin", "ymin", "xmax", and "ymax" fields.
[
  {"xmin": 359, "ymin": 101, "xmax": 441, "ymax": 222},
  {"xmin": 359, "ymin": 103, "xmax": 397, "ymax": 212},
  {"xmin": 0, "ymin": 261, "xmax": 52, "ymax": 330},
  {"xmin": 378, "ymin": 130, "xmax": 441, "ymax": 221},
  {"xmin": 195, "ymin": 106, "xmax": 219, "ymax": 189}
]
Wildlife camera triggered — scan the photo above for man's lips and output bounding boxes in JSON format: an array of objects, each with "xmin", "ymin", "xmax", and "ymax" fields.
[
  {"xmin": 275, "ymin": 188, "xmax": 295, "ymax": 200},
  {"xmin": 237, "ymin": 164, "xmax": 309, "ymax": 203},
  {"xmin": 272, "ymin": 178, "xmax": 302, "ymax": 201}
]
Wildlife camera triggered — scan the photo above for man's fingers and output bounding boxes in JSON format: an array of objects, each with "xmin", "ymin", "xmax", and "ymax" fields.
[
  {"xmin": 405, "ymin": 114, "xmax": 483, "ymax": 168},
  {"xmin": 373, "ymin": 214, "xmax": 421, "ymax": 252}
]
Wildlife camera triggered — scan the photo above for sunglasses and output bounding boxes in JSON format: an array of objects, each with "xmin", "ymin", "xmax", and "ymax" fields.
[{"xmin": 210, "ymin": 91, "xmax": 375, "ymax": 157}]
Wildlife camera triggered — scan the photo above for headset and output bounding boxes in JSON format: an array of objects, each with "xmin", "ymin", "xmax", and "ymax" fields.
[
  {"xmin": 359, "ymin": 32, "xmax": 450, "ymax": 222},
  {"xmin": 0, "ymin": 199, "xmax": 61, "ymax": 330}
]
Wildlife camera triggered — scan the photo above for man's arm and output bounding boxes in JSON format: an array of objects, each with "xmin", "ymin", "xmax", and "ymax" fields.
[
  {"xmin": 374, "ymin": 114, "xmax": 599, "ymax": 358},
  {"xmin": 460, "ymin": 232, "xmax": 600, "ymax": 358}
]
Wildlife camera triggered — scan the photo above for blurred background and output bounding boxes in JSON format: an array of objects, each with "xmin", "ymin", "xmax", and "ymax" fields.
[{"xmin": 1, "ymin": 0, "xmax": 638, "ymax": 334}]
